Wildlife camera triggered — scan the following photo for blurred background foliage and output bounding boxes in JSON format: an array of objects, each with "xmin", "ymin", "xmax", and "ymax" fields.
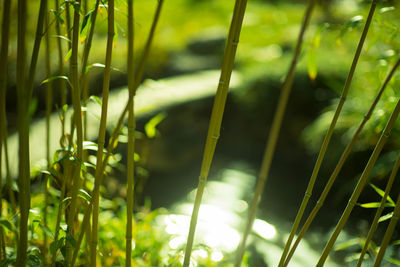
[{"xmin": 2, "ymin": 0, "xmax": 400, "ymax": 265}]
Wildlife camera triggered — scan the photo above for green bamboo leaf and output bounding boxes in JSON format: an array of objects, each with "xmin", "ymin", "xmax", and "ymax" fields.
[
  {"xmin": 89, "ymin": 95, "xmax": 102, "ymax": 106},
  {"xmin": 307, "ymin": 47, "xmax": 317, "ymax": 81},
  {"xmin": 145, "ymin": 112, "xmax": 166, "ymax": 138},
  {"xmin": 64, "ymin": 48, "xmax": 72, "ymax": 63},
  {"xmin": 80, "ymin": 10, "xmax": 93, "ymax": 42},
  {"xmin": 379, "ymin": 212, "xmax": 394, "ymax": 223},
  {"xmin": 334, "ymin": 238, "xmax": 361, "ymax": 251},
  {"xmin": 392, "ymin": 240, "xmax": 400, "ymax": 246},
  {"xmin": 0, "ymin": 218, "xmax": 17, "ymax": 233},
  {"xmin": 50, "ymin": 9, "xmax": 65, "ymax": 24},
  {"xmin": 359, "ymin": 202, "xmax": 395, "ymax": 208},
  {"xmin": 41, "ymin": 75, "xmax": 71, "ymax": 87},
  {"xmin": 380, "ymin": 7, "xmax": 395, "ymax": 14},
  {"xmin": 50, "ymin": 35, "xmax": 71, "ymax": 43},
  {"xmin": 369, "ymin": 183, "xmax": 395, "ymax": 204},
  {"xmin": 78, "ymin": 189, "xmax": 91, "ymax": 204}
]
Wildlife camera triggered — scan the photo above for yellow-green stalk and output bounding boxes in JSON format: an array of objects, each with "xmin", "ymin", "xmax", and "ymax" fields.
[
  {"xmin": 183, "ymin": 0, "xmax": 248, "ymax": 265},
  {"xmin": 279, "ymin": 1, "xmax": 377, "ymax": 265},
  {"xmin": 317, "ymin": 98, "xmax": 400, "ymax": 265},
  {"xmin": 66, "ymin": 0, "xmax": 83, "ymax": 263},
  {"xmin": 374, "ymin": 192, "xmax": 400, "ymax": 266},
  {"xmin": 15, "ymin": 0, "xmax": 29, "ymax": 265},
  {"xmin": 0, "ymin": 0, "xmax": 11, "ymax": 260},
  {"xmin": 284, "ymin": 55, "xmax": 400, "ymax": 266},
  {"xmin": 70, "ymin": 2, "xmax": 164, "ymax": 263},
  {"xmin": 44, "ymin": 4, "xmax": 53, "ymax": 263},
  {"xmin": 235, "ymin": 1, "xmax": 316, "ymax": 266},
  {"xmin": 55, "ymin": 0, "xmax": 67, "ymax": 129},
  {"xmin": 90, "ymin": 0, "xmax": 114, "ymax": 264},
  {"xmin": 125, "ymin": 0, "xmax": 135, "ymax": 266},
  {"xmin": 358, "ymin": 153, "xmax": 400, "ymax": 266},
  {"xmin": 80, "ymin": 0, "xmax": 100, "ymax": 153}
]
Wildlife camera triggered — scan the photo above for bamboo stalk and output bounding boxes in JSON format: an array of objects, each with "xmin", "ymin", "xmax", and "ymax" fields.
[
  {"xmin": 374, "ymin": 192, "xmax": 400, "ymax": 266},
  {"xmin": 70, "ymin": 2, "xmax": 164, "ymax": 264},
  {"xmin": 65, "ymin": 0, "xmax": 83, "ymax": 263},
  {"xmin": 233, "ymin": 1, "xmax": 316, "ymax": 266},
  {"xmin": 283, "ymin": 55, "xmax": 400, "ymax": 266},
  {"xmin": 125, "ymin": 0, "xmax": 135, "ymax": 266},
  {"xmin": 90, "ymin": 0, "xmax": 114, "ymax": 264},
  {"xmin": 44, "ymin": 4, "xmax": 53, "ymax": 264},
  {"xmin": 80, "ymin": 0, "xmax": 100, "ymax": 154},
  {"xmin": 54, "ymin": 0, "xmax": 67, "ymax": 127},
  {"xmin": 15, "ymin": 0, "xmax": 29, "ymax": 265},
  {"xmin": 357, "ymin": 152, "xmax": 400, "ymax": 266},
  {"xmin": 279, "ymin": 1, "xmax": 377, "ymax": 265},
  {"xmin": 0, "ymin": 0, "xmax": 12, "ymax": 261},
  {"xmin": 183, "ymin": 0, "xmax": 248, "ymax": 265},
  {"xmin": 317, "ymin": 98, "xmax": 400, "ymax": 265}
]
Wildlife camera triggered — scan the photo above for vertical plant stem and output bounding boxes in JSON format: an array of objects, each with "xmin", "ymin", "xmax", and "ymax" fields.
[
  {"xmin": 0, "ymin": 0, "xmax": 11, "ymax": 205},
  {"xmin": 374, "ymin": 192, "xmax": 400, "ymax": 266},
  {"xmin": 0, "ymin": 0, "xmax": 11, "ymax": 261},
  {"xmin": 55, "ymin": 0, "xmax": 67, "ymax": 128},
  {"xmin": 125, "ymin": 0, "xmax": 135, "ymax": 266},
  {"xmin": 80, "ymin": 0, "xmax": 100, "ymax": 154},
  {"xmin": 71, "ymin": 1, "xmax": 164, "ymax": 262},
  {"xmin": 233, "ymin": 1, "xmax": 316, "ymax": 266},
  {"xmin": 65, "ymin": 0, "xmax": 72, "ymax": 50},
  {"xmin": 279, "ymin": 1, "xmax": 377, "ymax": 265},
  {"xmin": 15, "ymin": 0, "xmax": 29, "ymax": 265},
  {"xmin": 183, "ymin": 0, "xmax": 248, "ymax": 265},
  {"xmin": 44, "ymin": 5, "xmax": 53, "ymax": 264},
  {"xmin": 317, "ymin": 97, "xmax": 400, "ymax": 266},
  {"xmin": 357, "ymin": 152, "xmax": 400, "ymax": 266},
  {"xmin": 90, "ymin": 0, "xmax": 114, "ymax": 264},
  {"xmin": 66, "ymin": 0, "xmax": 83, "ymax": 263},
  {"xmin": 284, "ymin": 55, "xmax": 400, "ymax": 266}
]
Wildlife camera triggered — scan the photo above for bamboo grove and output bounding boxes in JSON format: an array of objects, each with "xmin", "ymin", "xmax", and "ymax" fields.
[{"xmin": 0, "ymin": 0, "xmax": 400, "ymax": 266}]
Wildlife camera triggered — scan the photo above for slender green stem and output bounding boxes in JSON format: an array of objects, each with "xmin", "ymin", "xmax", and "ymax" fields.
[
  {"xmin": 317, "ymin": 98, "xmax": 400, "ymax": 265},
  {"xmin": 0, "ymin": 0, "xmax": 11, "ymax": 261},
  {"xmin": 231, "ymin": 1, "xmax": 316, "ymax": 266},
  {"xmin": 90, "ymin": 0, "xmax": 114, "ymax": 264},
  {"xmin": 358, "ymin": 152, "xmax": 400, "ymax": 266},
  {"xmin": 80, "ymin": 0, "xmax": 100, "ymax": 162},
  {"xmin": 55, "ymin": 0, "xmax": 67, "ymax": 126},
  {"xmin": 183, "ymin": 0, "xmax": 248, "ymax": 265},
  {"xmin": 44, "ymin": 4, "xmax": 53, "ymax": 264},
  {"xmin": 70, "ymin": 1, "xmax": 164, "ymax": 262},
  {"xmin": 279, "ymin": 1, "xmax": 377, "ymax": 265},
  {"xmin": 374, "ymin": 192, "xmax": 400, "ymax": 266},
  {"xmin": 15, "ymin": 0, "xmax": 29, "ymax": 265},
  {"xmin": 125, "ymin": 0, "xmax": 135, "ymax": 266},
  {"xmin": 66, "ymin": 0, "xmax": 83, "ymax": 263},
  {"xmin": 283, "ymin": 55, "xmax": 400, "ymax": 266},
  {"xmin": 51, "ymin": 167, "xmax": 68, "ymax": 266}
]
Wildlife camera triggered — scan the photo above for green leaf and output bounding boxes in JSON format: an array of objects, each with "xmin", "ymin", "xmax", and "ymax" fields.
[
  {"xmin": 89, "ymin": 95, "xmax": 102, "ymax": 106},
  {"xmin": 0, "ymin": 218, "xmax": 17, "ymax": 233},
  {"xmin": 39, "ymin": 224, "xmax": 54, "ymax": 238},
  {"xmin": 50, "ymin": 35, "xmax": 71, "ymax": 43},
  {"xmin": 369, "ymin": 183, "xmax": 395, "ymax": 204},
  {"xmin": 80, "ymin": 10, "xmax": 93, "ymax": 42},
  {"xmin": 78, "ymin": 188, "xmax": 92, "ymax": 203},
  {"xmin": 145, "ymin": 112, "xmax": 167, "ymax": 138},
  {"xmin": 41, "ymin": 75, "xmax": 71, "ymax": 87},
  {"xmin": 359, "ymin": 202, "xmax": 395, "ymax": 208},
  {"xmin": 392, "ymin": 240, "xmax": 400, "ymax": 246},
  {"xmin": 307, "ymin": 48, "xmax": 317, "ymax": 81},
  {"xmin": 380, "ymin": 6, "xmax": 395, "ymax": 14},
  {"xmin": 64, "ymin": 49, "xmax": 72, "ymax": 63},
  {"xmin": 379, "ymin": 212, "xmax": 394, "ymax": 223},
  {"xmin": 334, "ymin": 238, "xmax": 361, "ymax": 251},
  {"xmin": 50, "ymin": 9, "xmax": 65, "ymax": 24},
  {"xmin": 66, "ymin": 233, "xmax": 76, "ymax": 247}
]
